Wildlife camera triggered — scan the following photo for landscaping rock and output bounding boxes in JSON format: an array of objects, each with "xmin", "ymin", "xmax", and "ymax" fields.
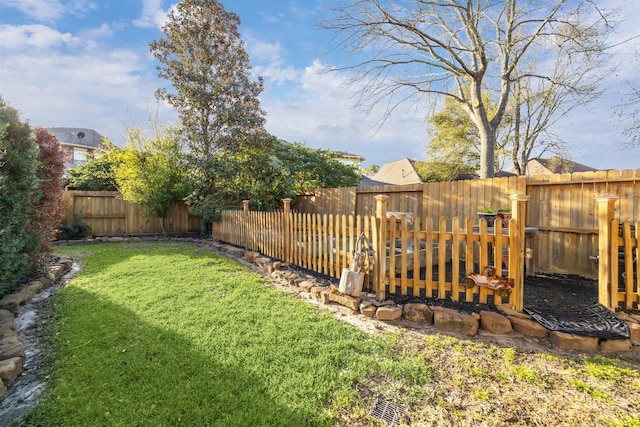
[
  {"xmin": 376, "ymin": 305, "xmax": 403, "ymax": 321},
  {"xmin": 244, "ymin": 251, "xmax": 260, "ymax": 262},
  {"xmin": 0, "ymin": 380, "xmax": 6, "ymax": 402},
  {"xmin": 0, "ymin": 336, "xmax": 26, "ymax": 361},
  {"xmin": 434, "ymin": 309, "xmax": 479, "ymax": 336},
  {"xmin": 625, "ymin": 321, "xmax": 640, "ymax": 346},
  {"xmin": 360, "ymin": 301, "xmax": 377, "ymax": 318},
  {"xmin": 549, "ymin": 331, "xmax": 598, "ymax": 352},
  {"xmin": 310, "ymin": 286, "xmax": 329, "ymax": 304},
  {"xmin": 26, "ymin": 281, "xmax": 43, "ymax": 296},
  {"xmin": 0, "ymin": 294, "xmax": 26, "ymax": 315},
  {"xmin": 107, "ymin": 237, "xmax": 124, "ymax": 243},
  {"xmin": 0, "ymin": 357, "xmax": 23, "ymax": 388},
  {"xmin": 254, "ymin": 256, "xmax": 272, "ymax": 267},
  {"xmin": 496, "ymin": 303, "xmax": 530, "ymax": 319},
  {"xmin": 599, "ymin": 339, "xmax": 632, "ymax": 353},
  {"xmin": 327, "ymin": 291, "xmax": 360, "ymax": 311},
  {"xmin": 0, "ymin": 311, "xmax": 15, "ymax": 331},
  {"xmin": 298, "ymin": 280, "xmax": 316, "ymax": 292},
  {"xmin": 403, "ymin": 303, "xmax": 433, "ymax": 325},
  {"xmin": 507, "ymin": 316, "xmax": 548, "ymax": 338},
  {"xmin": 480, "ymin": 310, "xmax": 512, "ymax": 334}
]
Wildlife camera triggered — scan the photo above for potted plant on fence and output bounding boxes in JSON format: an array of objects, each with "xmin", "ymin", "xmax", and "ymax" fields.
[
  {"xmin": 477, "ymin": 207, "xmax": 497, "ymax": 227},
  {"xmin": 497, "ymin": 208, "xmax": 512, "ymax": 227}
]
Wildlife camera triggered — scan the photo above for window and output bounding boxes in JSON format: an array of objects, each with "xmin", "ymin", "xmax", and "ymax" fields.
[{"xmin": 73, "ymin": 148, "xmax": 88, "ymax": 165}]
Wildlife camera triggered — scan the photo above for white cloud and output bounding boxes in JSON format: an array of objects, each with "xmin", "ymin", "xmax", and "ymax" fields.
[
  {"xmin": 81, "ymin": 23, "xmax": 113, "ymax": 39},
  {"xmin": 133, "ymin": 0, "xmax": 171, "ymax": 29},
  {"xmin": 261, "ymin": 59, "xmax": 427, "ymax": 165},
  {"xmin": 0, "ymin": 24, "xmax": 83, "ymax": 49},
  {"xmin": 1, "ymin": 0, "xmax": 65, "ymax": 21},
  {"xmin": 1, "ymin": 0, "xmax": 97, "ymax": 21}
]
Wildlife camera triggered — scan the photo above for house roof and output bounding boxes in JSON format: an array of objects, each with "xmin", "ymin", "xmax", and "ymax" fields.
[
  {"xmin": 47, "ymin": 127, "xmax": 105, "ymax": 149},
  {"xmin": 371, "ymin": 158, "xmax": 422, "ymax": 185},
  {"xmin": 518, "ymin": 156, "xmax": 598, "ymax": 175},
  {"xmin": 359, "ymin": 176, "xmax": 390, "ymax": 187}
]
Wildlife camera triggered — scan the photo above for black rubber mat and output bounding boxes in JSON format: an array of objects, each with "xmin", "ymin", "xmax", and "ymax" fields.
[{"xmin": 525, "ymin": 303, "xmax": 630, "ymax": 339}]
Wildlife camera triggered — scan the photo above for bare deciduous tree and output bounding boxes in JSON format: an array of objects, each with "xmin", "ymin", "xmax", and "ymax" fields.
[{"xmin": 324, "ymin": 0, "xmax": 615, "ymax": 178}]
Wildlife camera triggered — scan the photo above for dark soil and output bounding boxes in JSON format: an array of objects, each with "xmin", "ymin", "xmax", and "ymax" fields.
[{"xmin": 382, "ymin": 273, "xmax": 600, "ymax": 315}]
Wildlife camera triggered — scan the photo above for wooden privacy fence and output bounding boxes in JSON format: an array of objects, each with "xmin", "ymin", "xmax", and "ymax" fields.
[
  {"xmin": 295, "ymin": 170, "xmax": 640, "ymax": 278},
  {"xmin": 62, "ymin": 191, "xmax": 201, "ymax": 235},
  {"xmin": 213, "ymin": 196, "xmax": 528, "ymax": 311}
]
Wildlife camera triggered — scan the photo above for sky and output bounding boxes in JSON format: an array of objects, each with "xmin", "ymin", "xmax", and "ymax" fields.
[{"xmin": 1, "ymin": 0, "xmax": 640, "ymax": 170}]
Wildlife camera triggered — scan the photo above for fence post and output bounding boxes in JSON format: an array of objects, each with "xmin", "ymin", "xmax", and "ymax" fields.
[
  {"xmin": 509, "ymin": 194, "xmax": 528, "ymax": 312},
  {"xmin": 283, "ymin": 198, "xmax": 292, "ymax": 264},
  {"xmin": 596, "ymin": 196, "xmax": 618, "ymax": 309},
  {"xmin": 242, "ymin": 200, "xmax": 250, "ymax": 249},
  {"xmin": 374, "ymin": 195, "xmax": 389, "ymax": 301}
]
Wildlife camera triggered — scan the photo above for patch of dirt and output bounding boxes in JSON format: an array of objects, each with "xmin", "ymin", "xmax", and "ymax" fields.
[{"xmin": 523, "ymin": 273, "xmax": 600, "ymax": 312}]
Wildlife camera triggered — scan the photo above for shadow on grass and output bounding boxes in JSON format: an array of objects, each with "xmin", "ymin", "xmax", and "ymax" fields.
[{"xmin": 29, "ymin": 284, "xmax": 329, "ymax": 426}]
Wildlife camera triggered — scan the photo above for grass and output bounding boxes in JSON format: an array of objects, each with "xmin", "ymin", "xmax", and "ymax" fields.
[
  {"xmin": 22, "ymin": 241, "xmax": 640, "ymax": 426},
  {"xmin": 27, "ymin": 242, "xmax": 431, "ymax": 426}
]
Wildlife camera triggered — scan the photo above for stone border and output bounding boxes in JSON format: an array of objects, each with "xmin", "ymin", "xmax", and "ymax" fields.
[
  {"xmin": 0, "ymin": 257, "xmax": 73, "ymax": 401},
  {"xmin": 232, "ymin": 244, "xmax": 640, "ymax": 354}
]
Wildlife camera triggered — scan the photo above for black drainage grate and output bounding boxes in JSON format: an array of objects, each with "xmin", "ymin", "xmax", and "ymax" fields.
[{"xmin": 369, "ymin": 397, "xmax": 410, "ymax": 426}]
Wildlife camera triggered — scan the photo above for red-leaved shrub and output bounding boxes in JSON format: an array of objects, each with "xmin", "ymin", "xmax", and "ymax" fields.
[{"xmin": 28, "ymin": 127, "xmax": 66, "ymax": 254}]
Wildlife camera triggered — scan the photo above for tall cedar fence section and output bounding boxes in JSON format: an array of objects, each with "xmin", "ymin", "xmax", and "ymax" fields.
[
  {"xmin": 295, "ymin": 170, "xmax": 640, "ymax": 279},
  {"xmin": 62, "ymin": 191, "xmax": 201, "ymax": 235},
  {"xmin": 213, "ymin": 196, "xmax": 528, "ymax": 311}
]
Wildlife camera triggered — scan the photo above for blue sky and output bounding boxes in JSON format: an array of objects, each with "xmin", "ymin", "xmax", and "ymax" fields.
[{"xmin": 2, "ymin": 0, "xmax": 640, "ymax": 170}]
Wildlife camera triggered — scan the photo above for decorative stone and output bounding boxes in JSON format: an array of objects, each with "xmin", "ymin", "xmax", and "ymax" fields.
[
  {"xmin": 244, "ymin": 251, "xmax": 260, "ymax": 262},
  {"xmin": 310, "ymin": 287, "xmax": 330, "ymax": 304},
  {"xmin": 298, "ymin": 280, "xmax": 316, "ymax": 292},
  {"xmin": 434, "ymin": 309, "xmax": 479, "ymax": 336},
  {"xmin": 480, "ymin": 311, "xmax": 512, "ymax": 334},
  {"xmin": 0, "ymin": 294, "xmax": 26, "ymax": 315},
  {"xmin": 0, "ymin": 380, "xmax": 7, "ymax": 402},
  {"xmin": 626, "ymin": 321, "xmax": 640, "ymax": 346},
  {"xmin": 0, "ymin": 336, "xmax": 26, "ymax": 361},
  {"xmin": 507, "ymin": 316, "xmax": 548, "ymax": 338},
  {"xmin": 403, "ymin": 303, "xmax": 433, "ymax": 325},
  {"xmin": 254, "ymin": 256, "xmax": 272, "ymax": 266},
  {"xmin": 0, "ymin": 356, "xmax": 24, "ymax": 388},
  {"xmin": 360, "ymin": 301, "xmax": 377, "ymax": 318},
  {"xmin": 496, "ymin": 303, "xmax": 530, "ymax": 319},
  {"xmin": 599, "ymin": 339, "xmax": 632, "ymax": 353},
  {"xmin": 328, "ymin": 291, "xmax": 361, "ymax": 311},
  {"xmin": 376, "ymin": 305, "xmax": 403, "ymax": 321},
  {"xmin": 107, "ymin": 236, "xmax": 124, "ymax": 243},
  {"xmin": 26, "ymin": 281, "xmax": 44, "ymax": 295},
  {"xmin": 549, "ymin": 331, "xmax": 598, "ymax": 352},
  {"xmin": 0, "ymin": 310, "xmax": 14, "ymax": 331}
]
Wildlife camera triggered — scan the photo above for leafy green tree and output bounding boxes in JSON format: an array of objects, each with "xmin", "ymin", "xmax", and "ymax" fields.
[
  {"xmin": 66, "ymin": 148, "xmax": 119, "ymax": 191},
  {"xmin": 0, "ymin": 97, "xmax": 41, "ymax": 294},
  {"xmin": 150, "ymin": 0, "xmax": 272, "ymax": 226},
  {"xmin": 278, "ymin": 140, "xmax": 360, "ymax": 193},
  {"xmin": 202, "ymin": 138, "xmax": 361, "ymax": 213},
  {"xmin": 111, "ymin": 124, "xmax": 189, "ymax": 234},
  {"xmin": 360, "ymin": 164, "xmax": 380, "ymax": 177}
]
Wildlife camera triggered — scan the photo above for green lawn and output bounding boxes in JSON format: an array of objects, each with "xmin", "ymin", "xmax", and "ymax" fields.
[
  {"xmin": 24, "ymin": 242, "xmax": 640, "ymax": 426},
  {"xmin": 27, "ymin": 242, "xmax": 430, "ymax": 426}
]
